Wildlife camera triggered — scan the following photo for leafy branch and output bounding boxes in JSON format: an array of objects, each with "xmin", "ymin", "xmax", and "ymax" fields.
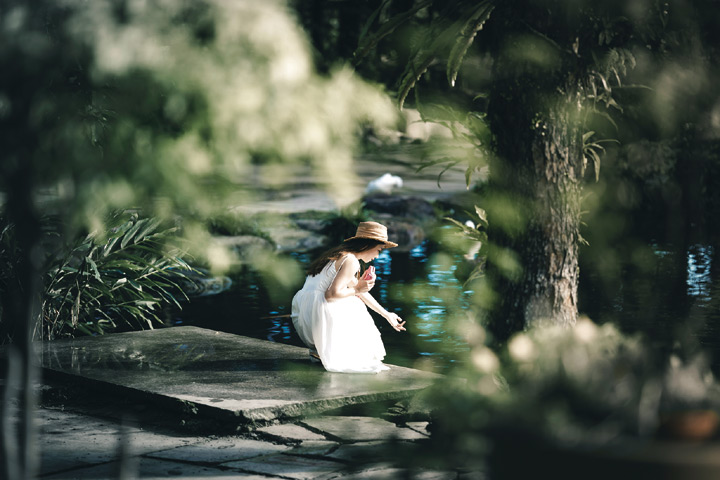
[{"xmin": 582, "ymin": 131, "xmax": 619, "ymax": 182}]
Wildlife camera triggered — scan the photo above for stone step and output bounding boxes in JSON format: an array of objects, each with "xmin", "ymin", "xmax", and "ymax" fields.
[{"xmin": 39, "ymin": 326, "xmax": 439, "ymax": 430}]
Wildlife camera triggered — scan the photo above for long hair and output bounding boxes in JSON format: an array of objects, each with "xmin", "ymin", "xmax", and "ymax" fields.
[{"xmin": 306, "ymin": 238, "xmax": 385, "ymax": 277}]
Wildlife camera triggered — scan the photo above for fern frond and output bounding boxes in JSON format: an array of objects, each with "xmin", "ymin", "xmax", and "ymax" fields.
[
  {"xmin": 398, "ymin": 18, "xmax": 463, "ymax": 108},
  {"xmin": 354, "ymin": 0, "xmax": 433, "ymax": 65},
  {"xmin": 398, "ymin": 53, "xmax": 436, "ymax": 109},
  {"xmin": 447, "ymin": 1, "xmax": 494, "ymax": 87},
  {"xmin": 357, "ymin": 0, "xmax": 391, "ymax": 45}
]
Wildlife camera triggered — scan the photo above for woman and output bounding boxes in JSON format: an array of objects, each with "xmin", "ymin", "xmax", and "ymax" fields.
[{"xmin": 291, "ymin": 221, "xmax": 406, "ymax": 373}]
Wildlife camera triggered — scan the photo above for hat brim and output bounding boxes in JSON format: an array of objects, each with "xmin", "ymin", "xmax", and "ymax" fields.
[{"xmin": 343, "ymin": 236, "xmax": 398, "ymax": 248}]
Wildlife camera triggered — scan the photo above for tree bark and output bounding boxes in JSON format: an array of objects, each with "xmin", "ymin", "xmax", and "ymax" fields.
[{"xmin": 485, "ymin": 74, "xmax": 584, "ymax": 341}]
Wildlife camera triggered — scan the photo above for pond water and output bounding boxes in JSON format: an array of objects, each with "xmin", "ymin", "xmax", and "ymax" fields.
[
  {"xmin": 175, "ymin": 234, "xmax": 720, "ymax": 374},
  {"xmin": 580, "ymin": 237, "xmax": 720, "ymax": 370}
]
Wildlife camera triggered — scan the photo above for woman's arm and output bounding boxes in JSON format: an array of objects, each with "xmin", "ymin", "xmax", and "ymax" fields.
[
  {"xmin": 357, "ymin": 292, "xmax": 406, "ymax": 332},
  {"xmin": 324, "ymin": 255, "xmax": 373, "ymax": 301}
]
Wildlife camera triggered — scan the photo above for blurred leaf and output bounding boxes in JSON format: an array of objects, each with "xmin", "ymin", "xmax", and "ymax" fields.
[
  {"xmin": 447, "ymin": 1, "xmax": 494, "ymax": 87},
  {"xmin": 464, "ymin": 166, "xmax": 473, "ymax": 188},
  {"xmin": 474, "ymin": 206, "xmax": 488, "ymax": 226},
  {"xmin": 355, "ymin": 0, "xmax": 433, "ymax": 64}
]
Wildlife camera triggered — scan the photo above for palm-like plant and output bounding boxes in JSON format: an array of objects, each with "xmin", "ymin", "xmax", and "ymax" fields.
[{"xmin": 42, "ymin": 212, "xmax": 195, "ymax": 339}]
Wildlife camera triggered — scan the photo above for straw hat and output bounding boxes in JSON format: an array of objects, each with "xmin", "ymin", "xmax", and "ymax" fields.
[{"xmin": 344, "ymin": 221, "xmax": 398, "ymax": 248}]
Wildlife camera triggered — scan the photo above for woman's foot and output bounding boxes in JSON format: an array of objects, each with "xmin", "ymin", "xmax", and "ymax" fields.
[{"xmin": 309, "ymin": 348, "xmax": 321, "ymax": 363}]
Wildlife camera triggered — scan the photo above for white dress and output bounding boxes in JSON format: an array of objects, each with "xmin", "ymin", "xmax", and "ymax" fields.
[{"xmin": 291, "ymin": 256, "xmax": 389, "ymax": 373}]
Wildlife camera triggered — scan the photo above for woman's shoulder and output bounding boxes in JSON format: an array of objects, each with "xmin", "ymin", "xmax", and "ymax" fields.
[{"xmin": 336, "ymin": 253, "xmax": 359, "ymax": 270}]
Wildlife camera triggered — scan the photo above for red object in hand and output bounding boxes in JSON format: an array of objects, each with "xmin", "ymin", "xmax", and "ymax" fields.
[{"xmin": 362, "ymin": 265, "xmax": 375, "ymax": 280}]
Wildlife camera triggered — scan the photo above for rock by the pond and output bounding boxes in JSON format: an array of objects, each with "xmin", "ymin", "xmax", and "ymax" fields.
[
  {"xmin": 173, "ymin": 268, "xmax": 233, "ymax": 297},
  {"xmin": 291, "ymin": 217, "xmax": 328, "ymax": 234},
  {"xmin": 384, "ymin": 220, "xmax": 426, "ymax": 251},
  {"xmin": 213, "ymin": 234, "xmax": 276, "ymax": 256},
  {"xmin": 362, "ymin": 194, "xmax": 436, "ymax": 221},
  {"xmin": 272, "ymin": 228, "xmax": 329, "ymax": 252},
  {"xmin": 216, "ymin": 193, "xmax": 443, "ymax": 255}
]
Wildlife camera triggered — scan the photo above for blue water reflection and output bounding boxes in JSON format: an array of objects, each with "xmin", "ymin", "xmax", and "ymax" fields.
[{"xmin": 687, "ymin": 244, "xmax": 714, "ymax": 304}]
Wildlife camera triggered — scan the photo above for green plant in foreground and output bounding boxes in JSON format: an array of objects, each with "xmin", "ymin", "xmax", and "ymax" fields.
[
  {"xmin": 423, "ymin": 317, "xmax": 720, "ymax": 471},
  {"xmin": 443, "ymin": 205, "xmax": 489, "ymax": 286},
  {"xmin": 42, "ymin": 212, "xmax": 196, "ymax": 339}
]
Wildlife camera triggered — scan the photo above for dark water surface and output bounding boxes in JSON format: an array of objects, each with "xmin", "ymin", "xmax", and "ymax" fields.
[
  {"xmin": 580, "ymin": 237, "xmax": 720, "ymax": 370},
  {"xmin": 175, "ymin": 236, "xmax": 720, "ymax": 374}
]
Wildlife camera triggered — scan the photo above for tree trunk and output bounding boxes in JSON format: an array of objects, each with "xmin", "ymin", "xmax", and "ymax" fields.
[
  {"xmin": 1, "ymin": 163, "xmax": 42, "ymax": 480},
  {"xmin": 485, "ymin": 75, "xmax": 584, "ymax": 341}
]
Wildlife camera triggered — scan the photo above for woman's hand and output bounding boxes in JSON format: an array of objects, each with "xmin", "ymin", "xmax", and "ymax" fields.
[
  {"xmin": 385, "ymin": 312, "xmax": 406, "ymax": 332},
  {"xmin": 356, "ymin": 277, "xmax": 375, "ymax": 294}
]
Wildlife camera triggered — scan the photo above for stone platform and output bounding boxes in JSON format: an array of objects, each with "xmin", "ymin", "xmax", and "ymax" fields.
[{"xmin": 39, "ymin": 326, "xmax": 439, "ymax": 429}]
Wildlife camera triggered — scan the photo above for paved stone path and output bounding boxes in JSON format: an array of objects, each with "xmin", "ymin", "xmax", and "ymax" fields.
[
  {"xmin": 21, "ymin": 327, "xmax": 483, "ymax": 478},
  {"xmin": 36, "ymin": 405, "xmax": 483, "ymax": 479}
]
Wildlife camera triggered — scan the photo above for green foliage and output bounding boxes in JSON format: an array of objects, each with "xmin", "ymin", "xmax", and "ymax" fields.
[
  {"xmin": 426, "ymin": 318, "xmax": 720, "ymax": 469},
  {"xmin": 355, "ymin": 0, "xmax": 666, "ymax": 183},
  {"xmin": 443, "ymin": 205, "xmax": 488, "ymax": 286},
  {"xmin": 355, "ymin": 0, "xmax": 434, "ymax": 67},
  {"xmin": 42, "ymin": 212, "xmax": 195, "ymax": 339},
  {"xmin": 356, "ymin": 0, "xmax": 496, "ymax": 109},
  {"xmin": 583, "ymin": 131, "xmax": 620, "ymax": 182},
  {"xmin": 205, "ymin": 212, "xmax": 274, "ymax": 245},
  {"xmin": 413, "ymin": 103, "xmax": 492, "ymax": 188},
  {"xmin": 1, "ymin": 0, "xmax": 397, "ymax": 271},
  {"xmin": 587, "ymin": 48, "xmax": 637, "ymax": 113},
  {"xmin": 446, "ymin": 2, "xmax": 494, "ymax": 87}
]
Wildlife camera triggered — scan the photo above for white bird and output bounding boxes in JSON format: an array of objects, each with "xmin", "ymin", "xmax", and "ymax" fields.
[{"xmin": 365, "ymin": 173, "xmax": 403, "ymax": 195}]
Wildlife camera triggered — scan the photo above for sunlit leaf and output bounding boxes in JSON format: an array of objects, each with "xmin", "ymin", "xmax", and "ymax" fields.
[
  {"xmin": 87, "ymin": 257, "xmax": 101, "ymax": 281},
  {"xmin": 120, "ymin": 218, "xmax": 147, "ymax": 248},
  {"xmin": 474, "ymin": 206, "xmax": 488, "ymax": 226}
]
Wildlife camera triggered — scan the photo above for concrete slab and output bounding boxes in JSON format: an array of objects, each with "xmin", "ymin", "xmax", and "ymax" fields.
[
  {"xmin": 37, "ymin": 408, "xmax": 204, "ymax": 477},
  {"xmin": 285, "ymin": 440, "xmax": 339, "ymax": 456},
  {"xmin": 39, "ymin": 326, "xmax": 439, "ymax": 429},
  {"xmin": 221, "ymin": 453, "xmax": 346, "ymax": 479},
  {"xmin": 339, "ymin": 466, "xmax": 459, "ymax": 480},
  {"xmin": 43, "ymin": 457, "xmax": 249, "ymax": 479},
  {"xmin": 258, "ymin": 422, "xmax": 329, "ymax": 442},
  {"xmin": 35, "ymin": 400, "xmax": 462, "ymax": 480},
  {"xmin": 146, "ymin": 437, "xmax": 290, "ymax": 463},
  {"xmin": 405, "ymin": 421, "xmax": 431, "ymax": 437},
  {"xmin": 325, "ymin": 440, "xmax": 395, "ymax": 463},
  {"xmin": 301, "ymin": 416, "xmax": 428, "ymax": 442}
]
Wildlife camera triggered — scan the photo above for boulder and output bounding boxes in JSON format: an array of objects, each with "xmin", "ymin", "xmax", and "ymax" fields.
[{"xmin": 362, "ymin": 194, "xmax": 436, "ymax": 221}]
